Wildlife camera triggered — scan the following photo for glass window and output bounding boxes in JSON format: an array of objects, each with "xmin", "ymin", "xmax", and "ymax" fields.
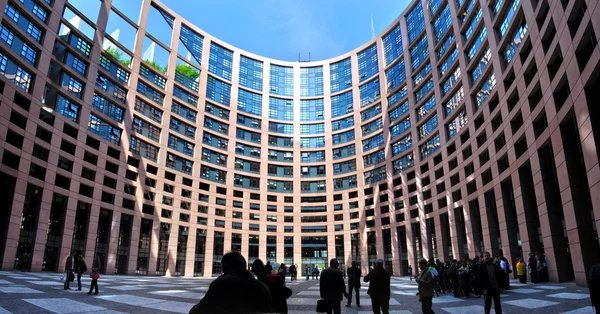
[
  {"xmin": 359, "ymin": 78, "xmax": 380, "ymax": 108},
  {"xmin": 444, "ymin": 86, "xmax": 464, "ymax": 117},
  {"xmin": 385, "ymin": 58, "xmax": 406, "ymax": 93},
  {"xmin": 330, "ymin": 58, "xmax": 352, "ymax": 93},
  {"xmin": 206, "ymin": 75, "xmax": 231, "ymax": 106},
  {"xmin": 178, "ymin": 24, "xmax": 203, "ymax": 66},
  {"xmin": 469, "ymin": 47, "xmax": 491, "ymax": 84},
  {"xmin": 499, "ymin": 0, "xmax": 520, "ymax": 36},
  {"xmin": 447, "ymin": 110, "xmax": 468, "ymax": 139},
  {"xmin": 432, "ymin": 5, "xmax": 452, "ymax": 44},
  {"xmin": 362, "ymin": 133, "xmax": 384, "ymax": 152},
  {"xmin": 383, "ymin": 25, "xmax": 403, "ymax": 66},
  {"xmin": 391, "ymin": 135, "xmax": 412, "ymax": 157},
  {"xmin": 300, "ymin": 99, "xmax": 324, "ymax": 121},
  {"xmin": 175, "ymin": 58, "xmax": 200, "ymax": 92},
  {"xmin": 270, "ymin": 64, "xmax": 293, "ymax": 97},
  {"xmin": 391, "ymin": 117, "xmax": 411, "ymax": 139},
  {"xmin": 475, "ymin": 72, "xmax": 496, "ymax": 108},
  {"xmin": 389, "ymin": 100, "xmax": 409, "ymax": 123},
  {"xmin": 102, "ymin": 38, "xmax": 132, "ymax": 67},
  {"xmin": 410, "ymin": 36, "xmax": 429, "ymax": 72},
  {"xmin": 392, "ymin": 153, "xmax": 414, "ymax": 175},
  {"xmin": 300, "ymin": 66, "xmax": 323, "ymax": 97},
  {"xmin": 332, "ymin": 116, "xmax": 354, "ymax": 131},
  {"xmin": 466, "ymin": 27, "xmax": 487, "ymax": 62},
  {"xmin": 412, "ymin": 62, "xmax": 431, "ymax": 86},
  {"xmin": 269, "ymin": 97, "xmax": 294, "ymax": 121},
  {"xmin": 420, "ymin": 133, "xmax": 441, "ymax": 160},
  {"xmin": 209, "ymin": 43, "xmax": 233, "ymax": 81},
  {"xmin": 361, "ymin": 104, "xmax": 382, "ymax": 122},
  {"xmin": 502, "ymin": 20, "xmax": 528, "ymax": 65},
  {"xmin": 464, "ymin": 7, "xmax": 483, "ymax": 41},
  {"xmin": 105, "ymin": 9, "xmax": 137, "ymax": 52},
  {"xmin": 238, "ymin": 88, "xmax": 262, "ymax": 116},
  {"xmin": 387, "ymin": 85, "xmax": 408, "ymax": 107},
  {"xmin": 300, "ymin": 124, "xmax": 325, "ymax": 135},
  {"xmin": 406, "ymin": 2, "xmax": 425, "ymax": 43},
  {"xmin": 416, "ymin": 95, "xmax": 436, "ymax": 121},
  {"xmin": 331, "ymin": 91, "xmax": 353, "ymax": 118},
  {"xmin": 88, "ymin": 113, "xmax": 121, "ymax": 145},
  {"xmin": 418, "ymin": 115, "xmax": 438, "ymax": 140},
  {"xmin": 414, "ymin": 78, "xmax": 433, "ymax": 103},
  {"xmin": 239, "ymin": 56, "xmax": 263, "ymax": 91},
  {"xmin": 358, "ymin": 44, "xmax": 378, "ymax": 82}
]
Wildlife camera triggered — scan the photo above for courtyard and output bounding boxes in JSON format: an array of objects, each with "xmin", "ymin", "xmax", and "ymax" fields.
[{"xmin": 0, "ymin": 270, "xmax": 593, "ymax": 313}]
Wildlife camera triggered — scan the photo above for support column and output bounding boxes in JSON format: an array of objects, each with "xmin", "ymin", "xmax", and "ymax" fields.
[
  {"xmin": 127, "ymin": 215, "xmax": 141, "ymax": 275},
  {"xmin": 516, "ymin": 162, "xmax": 543, "ymax": 263},
  {"xmin": 482, "ymin": 190, "xmax": 501, "ymax": 255},
  {"xmin": 147, "ymin": 216, "xmax": 160, "ymax": 275},
  {"xmin": 185, "ymin": 228, "xmax": 197, "ymax": 277},
  {"xmin": 434, "ymin": 213, "xmax": 447, "ymax": 261},
  {"xmin": 498, "ymin": 177, "xmax": 521, "ymax": 270},
  {"xmin": 468, "ymin": 198, "xmax": 484, "ymax": 255}
]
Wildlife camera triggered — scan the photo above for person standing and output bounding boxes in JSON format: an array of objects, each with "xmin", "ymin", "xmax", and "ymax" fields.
[
  {"xmin": 189, "ymin": 252, "xmax": 272, "ymax": 314},
  {"xmin": 252, "ymin": 259, "xmax": 292, "ymax": 314},
  {"xmin": 289, "ymin": 263, "xmax": 296, "ymax": 281},
  {"xmin": 516, "ymin": 257, "xmax": 526, "ymax": 283},
  {"xmin": 313, "ymin": 265, "xmax": 320, "ymax": 280},
  {"xmin": 319, "ymin": 258, "xmax": 348, "ymax": 314},
  {"xmin": 408, "ymin": 265, "xmax": 413, "ymax": 281},
  {"xmin": 528, "ymin": 253, "xmax": 538, "ymax": 283},
  {"xmin": 88, "ymin": 255, "xmax": 101, "ymax": 295},
  {"xmin": 346, "ymin": 261, "xmax": 361, "ymax": 307},
  {"xmin": 75, "ymin": 251, "xmax": 87, "ymax": 291},
  {"xmin": 64, "ymin": 251, "xmax": 75, "ymax": 290},
  {"xmin": 265, "ymin": 261, "xmax": 273, "ymax": 274},
  {"xmin": 417, "ymin": 259, "xmax": 435, "ymax": 314},
  {"xmin": 364, "ymin": 259, "xmax": 391, "ymax": 314},
  {"xmin": 305, "ymin": 265, "xmax": 311, "ymax": 280},
  {"xmin": 20, "ymin": 251, "xmax": 30, "ymax": 272},
  {"xmin": 476, "ymin": 252, "xmax": 505, "ymax": 314}
]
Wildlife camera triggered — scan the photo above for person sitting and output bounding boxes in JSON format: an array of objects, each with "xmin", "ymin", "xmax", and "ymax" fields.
[{"xmin": 189, "ymin": 251, "xmax": 272, "ymax": 314}]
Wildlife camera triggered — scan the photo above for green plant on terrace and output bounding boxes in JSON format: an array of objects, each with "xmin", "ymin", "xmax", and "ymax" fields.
[
  {"xmin": 176, "ymin": 63, "xmax": 200, "ymax": 80},
  {"xmin": 105, "ymin": 46, "xmax": 131, "ymax": 67}
]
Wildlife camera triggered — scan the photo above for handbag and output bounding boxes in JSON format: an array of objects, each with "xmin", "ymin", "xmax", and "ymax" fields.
[
  {"xmin": 316, "ymin": 299, "xmax": 327, "ymax": 313},
  {"xmin": 69, "ymin": 272, "xmax": 75, "ymax": 282}
]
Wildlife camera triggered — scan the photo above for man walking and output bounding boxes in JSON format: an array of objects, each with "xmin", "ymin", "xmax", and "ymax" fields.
[
  {"xmin": 320, "ymin": 258, "xmax": 348, "ymax": 314},
  {"xmin": 476, "ymin": 252, "xmax": 505, "ymax": 314},
  {"xmin": 20, "ymin": 251, "xmax": 30, "ymax": 272},
  {"xmin": 289, "ymin": 263, "xmax": 296, "ymax": 281},
  {"xmin": 346, "ymin": 261, "xmax": 361, "ymax": 307},
  {"xmin": 265, "ymin": 261, "xmax": 273, "ymax": 274},
  {"xmin": 364, "ymin": 259, "xmax": 391, "ymax": 314}
]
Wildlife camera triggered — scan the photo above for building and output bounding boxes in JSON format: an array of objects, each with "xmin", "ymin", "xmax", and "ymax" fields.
[{"xmin": 0, "ymin": 0, "xmax": 598, "ymax": 285}]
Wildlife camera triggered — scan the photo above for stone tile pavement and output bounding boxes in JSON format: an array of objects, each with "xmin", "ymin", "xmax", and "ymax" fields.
[{"xmin": 0, "ymin": 270, "xmax": 593, "ymax": 313}]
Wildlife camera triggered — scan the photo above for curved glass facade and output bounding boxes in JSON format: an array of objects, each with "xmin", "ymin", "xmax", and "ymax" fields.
[{"xmin": 0, "ymin": 0, "xmax": 598, "ymax": 284}]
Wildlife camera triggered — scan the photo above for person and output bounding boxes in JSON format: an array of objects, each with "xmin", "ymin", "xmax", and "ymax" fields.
[
  {"xmin": 189, "ymin": 251, "xmax": 272, "ymax": 314},
  {"xmin": 252, "ymin": 259, "xmax": 292, "ymax": 314},
  {"xmin": 265, "ymin": 261, "xmax": 273, "ymax": 274},
  {"xmin": 408, "ymin": 265, "xmax": 413, "ymax": 281},
  {"xmin": 88, "ymin": 255, "xmax": 101, "ymax": 295},
  {"xmin": 74, "ymin": 251, "xmax": 87, "ymax": 291},
  {"xmin": 305, "ymin": 265, "xmax": 311, "ymax": 280},
  {"xmin": 516, "ymin": 257, "xmax": 526, "ymax": 283},
  {"xmin": 278, "ymin": 262, "xmax": 287, "ymax": 275},
  {"xmin": 416, "ymin": 259, "xmax": 435, "ymax": 314},
  {"xmin": 589, "ymin": 263, "xmax": 600, "ymax": 311},
  {"xmin": 528, "ymin": 253, "xmax": 538, "ymax": 283},
  {"xmin": 476, "ymin": 252, "xmax": 505, "ymax": 314},
  {"xmin": 346, "ymin": 261, "xmax": 361, "ymax": 307},
  {"xmin": 320, "ymin": 258, "xmax": 348, "ymax": 314},
  {"xmin": 313, "ymin": 265, "xmax": 320, "ymax": 280},
  {"xmin": 364, "ymin": 259, "xmax": 391, "ymax": 314},
  {"xmin": 20, "ymin": 251, "xmax": 30, "ymax": 272},
  {"xmin": 289, "ymin": 263, "xmax": 297, "ymax": 281},
  {"xmin": 64, "ymin": 251, "xmax": 75, "ymax": 290}
]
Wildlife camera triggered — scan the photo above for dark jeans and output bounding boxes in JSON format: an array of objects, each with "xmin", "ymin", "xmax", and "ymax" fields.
[
  {"xmin": 484, "ymin": 288, "xmax": 502, "ymax": 314},
  {"xmin": 519, "ymin": 274, "xmax": 527, "ymax": 283},
  {"xmin": 88, "ymin": 279, "xmax": 98, "ymax": 294},
  {"xmin": 347, "ymin": 284, "xmax": 360, "ymax": 305},
  {"xmin": 421, "ymin": 296, "xmax": 434, "ymax": 314},
  {"xmin": 370, "ymin": 297, "xmax": 389, "ymax": 314},
  {"xmin": 64, "ymin": 270, "xmax": 72, "ymax": 290},
  {"xmin": 77, "ymin": 272, "xmax": 82, "ymax": 290},
  {"xmin": 324, "ymin": 299, "xmax": 341, "ymax": 314}
]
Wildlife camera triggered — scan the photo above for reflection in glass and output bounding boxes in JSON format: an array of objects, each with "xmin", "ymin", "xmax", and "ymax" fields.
[
  {"xmin": 67, "ymin": 0, "xmax": 101, "ymax": 23},
  {"xmin": 62, "ymin": 7, "xmax": 95, "ymax": 40},
  {"xmin": 111, "ymin": 0, "xmax": 142, "ymax": 24},
  {"xmin": 102, "ymin": 37, "xmax": 132, "ymax": 67}
]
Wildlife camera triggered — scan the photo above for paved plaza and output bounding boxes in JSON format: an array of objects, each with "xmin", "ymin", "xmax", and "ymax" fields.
[{"xmin": 0, "ymin": 270, "xmax": 593, "ymax": 313}]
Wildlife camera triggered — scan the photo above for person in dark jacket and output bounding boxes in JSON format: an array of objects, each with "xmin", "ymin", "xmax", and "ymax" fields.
[
  {"xmin": 590, "ymin": 263, "xmax": 600, "ymax": 311},
  {"xmin": 364, "ymin": 259, "xmax": 391, "ymax": 314},
  {"xmin": 476, "ymin": 252, "xmax": 505, "ymax": 314},
  {"xmin": 20, "ymin": 251, "xmax": 30, "ymax": 272},
  {"xmin": 417, "ymin": 259, "xmax": 435, "ymax": 314},
  {"xmin": 64, "ymin": 251, "xmax": 75, "ymax": 290},
  {"xmin": 265, "ymin": 261, "xmax": 273, "ymax": 274},
  {"xmin": 528, "ymin": 253, "xmax": 538, "ymax": 283},
  {"xmin": 320, "ymin": 258, "xmax": 348, "ymax": 314},
  {"xmin": 252, "ymin": 259, "xmax": 292, "ymax": 314},
  {"xmin": 189, "ymin": 252, "xmax": 272, "ymax": 314},
  {"xmin": 75, "ymin": 251, "xmax": 87, "ymax": 291},
  {"xmin": 346, "ymin": 261, "xmax": 361, "ymax": 307}
]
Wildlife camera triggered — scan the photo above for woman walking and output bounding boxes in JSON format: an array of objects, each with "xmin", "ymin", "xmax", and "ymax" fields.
[
  {"xmin": 516, "ymin": 257, "xmax": 526, "ymax": 283},
  {"xmin": 252, "ymin": 259, "xmax": 292, "ymax": 313},
  {"xmin": 87, "ymin": 255, "xmax": 101, "ymax": 295}
]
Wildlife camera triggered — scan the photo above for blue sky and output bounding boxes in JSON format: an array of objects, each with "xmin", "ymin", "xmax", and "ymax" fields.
[{"xmin": 161, "ymin": 0, "xmax": 412, "ymax": 62}]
